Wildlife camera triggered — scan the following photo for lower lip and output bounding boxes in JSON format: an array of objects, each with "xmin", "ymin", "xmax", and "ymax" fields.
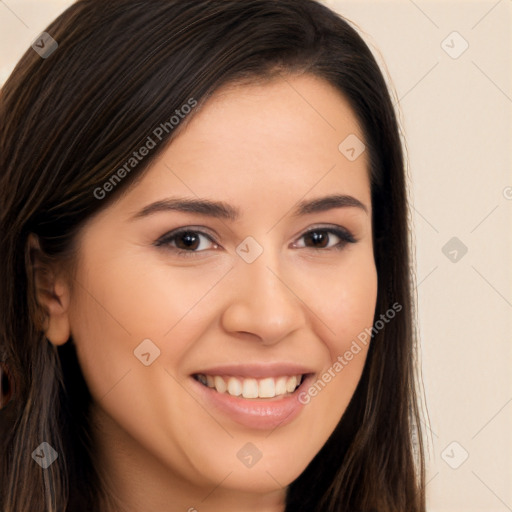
[{"xmin": 190, "ymin": 376, "xmax": 312, "ymax": 430}]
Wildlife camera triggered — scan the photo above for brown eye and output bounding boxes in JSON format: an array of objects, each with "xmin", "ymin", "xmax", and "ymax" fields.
[
  {"xmin": 303, "ymin": 230, "xmax": 330, "ymax": 248},
  {"xmin": 175, "ymin": 232, "xmax": 201, "ymax": 250},
  {"xmin": 156, "ymin": 229, "xmax": 218, "ymax": 254},
  {"xmin": 295, "ymin": 227, "xmax": 356, "ymax": 251}
]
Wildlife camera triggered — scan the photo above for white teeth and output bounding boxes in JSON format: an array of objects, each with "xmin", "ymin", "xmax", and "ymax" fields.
[
  {"xmin": 214, "ymin": 375, "xmax": 227, "ymax": 394},
  {"xmin": 286, "ymin": 376, "xmax": 297, "ymax": 393},
  {"xmin": 258, "ymin": 377, "xmax": 275, "ymax": 398},
  {"xmin": 242, "ymin": 378, "xmax": 259, "ymax": 399},
  {"xmin": 197, "ymin": 374, "xmax": 304, "ymax": 399},
  {"xmin": 227, "ymin": 377, "xmax": 242, "ymax": 397},
  {"xmin": 275, "ymin": 376, "xmax": 287, "ymax": 395}
]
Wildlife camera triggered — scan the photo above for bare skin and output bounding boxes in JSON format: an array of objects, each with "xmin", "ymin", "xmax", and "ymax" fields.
[{"xmin": 33, "ymin": 74, "xmax": 377, "ymax": 512}]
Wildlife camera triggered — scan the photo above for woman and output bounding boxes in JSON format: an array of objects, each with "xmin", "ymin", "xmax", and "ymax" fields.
[{"xmin": 0, "ymin": 0, "xmax": 426, "ymax": 510}]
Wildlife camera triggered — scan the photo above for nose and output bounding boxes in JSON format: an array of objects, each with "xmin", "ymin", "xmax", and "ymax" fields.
[{"xmin": 220, "ymin": 250, "xmax": 307, "ymax": 346}]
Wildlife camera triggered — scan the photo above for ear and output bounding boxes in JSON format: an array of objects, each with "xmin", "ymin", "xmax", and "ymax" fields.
[{"xmin": 27, "ymin": 233, "xmax": 71, "ymax": 346}]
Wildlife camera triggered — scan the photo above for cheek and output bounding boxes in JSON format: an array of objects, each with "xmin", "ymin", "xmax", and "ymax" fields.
[
  {"xmin": 332, "ymin": 258, "xmax": 378, "ymax": 352},
  {"xmin": 297, "ymin": 251, "xmax": 377, "ymax": 425},
  {"xmin": 65, "ymin": 254, "xmax": 227, "ymax": 444},
  {"xmin": 300, "ymin": 249, "xmax": 378, "ymax": 358},
  {"xmin": 65, "ymin": 260, "xmax": 193, "ymax": 401},
  {"xmin": 329, "ymin": 253, "xmax": 378, "ymax": 379},
  {"xmin": 67, "ymin": 252, "xmax": 222, "ymax": 353},
  {"xmin": 65, "ymin": 267, "xmax": 209, "ymax": 472},
  {"xmin": 67, "ymin": 285, "xmax": 135, "ymax": 402}
]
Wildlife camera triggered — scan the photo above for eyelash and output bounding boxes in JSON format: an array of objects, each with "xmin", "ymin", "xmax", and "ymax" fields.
[{"xmin": 155, "ymin": 226, "xmax": 357, "ymax": 257}]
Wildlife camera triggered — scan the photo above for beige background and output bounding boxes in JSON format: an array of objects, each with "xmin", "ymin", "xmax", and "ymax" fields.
[{"xmin": 1, "ymin": 1, "xmax": 511, "ymax": 510}]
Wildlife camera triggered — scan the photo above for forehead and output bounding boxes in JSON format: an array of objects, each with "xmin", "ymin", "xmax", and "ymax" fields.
[
  {"xmin": 103, "ymin": 74, "xmax": 371, "ymax": 222},
  {"xmin": 182, "ymin": 73, "xmax": 366, "ymax": 166}
]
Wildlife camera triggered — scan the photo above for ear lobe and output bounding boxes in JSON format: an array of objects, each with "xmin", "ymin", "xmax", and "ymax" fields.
[{"xmin": 27, "ymin": 233, "xmax": 71, "ymax": 346}]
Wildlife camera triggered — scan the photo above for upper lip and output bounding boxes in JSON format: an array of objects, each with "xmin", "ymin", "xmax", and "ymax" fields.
[{"xmin": 192, "ymin": 363, "xmax": 315, "ymax": 379}]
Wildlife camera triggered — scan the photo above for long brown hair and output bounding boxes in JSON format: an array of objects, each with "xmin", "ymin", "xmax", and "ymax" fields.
[{"xmin": 0, "ymin": 1, "xmax": 426, "ymax": 510}]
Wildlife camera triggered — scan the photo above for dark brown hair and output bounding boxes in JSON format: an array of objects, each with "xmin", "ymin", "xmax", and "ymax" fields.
[{"xmin": 0, "ymin": 0, "xmax": 426, "ymax": 510}]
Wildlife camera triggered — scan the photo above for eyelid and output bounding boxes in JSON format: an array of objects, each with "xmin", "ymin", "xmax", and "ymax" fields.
[{"xmin": 300, "ymin": 223, "xmax": 356, "ymax": 239}]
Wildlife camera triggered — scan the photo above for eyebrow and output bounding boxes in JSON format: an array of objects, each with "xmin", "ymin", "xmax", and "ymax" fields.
[{"xmin": 129, "ymin": 193, "xmax": 368, "ymax": 221}]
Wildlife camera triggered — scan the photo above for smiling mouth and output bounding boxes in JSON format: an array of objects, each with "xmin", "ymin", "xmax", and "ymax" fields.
[{"xmin": 192, "ymin": 374, "xmax": 305, "ymax": 399}]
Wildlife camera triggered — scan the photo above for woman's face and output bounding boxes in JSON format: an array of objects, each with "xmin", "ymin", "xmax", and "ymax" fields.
[{"xmin": 62, "ymin": 74, "xmax": 377, "ymax": 508}]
